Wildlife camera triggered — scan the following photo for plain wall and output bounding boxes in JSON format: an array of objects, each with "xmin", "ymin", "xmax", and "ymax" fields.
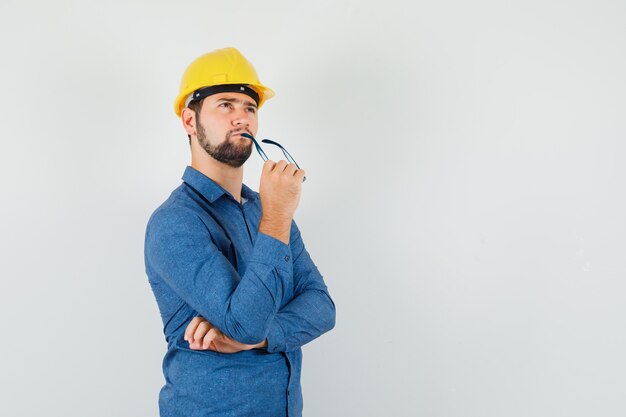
[{"xmin": 1, "ymin": 0, "xmax": 625, "ymax": 416}]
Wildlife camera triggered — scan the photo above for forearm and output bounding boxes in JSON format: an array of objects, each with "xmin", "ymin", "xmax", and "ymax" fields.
[
  {"xmin": 146, "ymin": 209, "xmax": 295, "ymax": 345},
  {"xmin": 265, "ymin": 286, "xmax": 336, "ymax": 353},
  {"xmin": 254, "ymin": 339, "xmax": 269, "ymax": 349},
  {"xmin": 259, "ymin": 216, "xmax": 292, "ymax": 245},
  {"xmin": 261, "ymin": 220, "xmax": 336, "ymax": 353}
]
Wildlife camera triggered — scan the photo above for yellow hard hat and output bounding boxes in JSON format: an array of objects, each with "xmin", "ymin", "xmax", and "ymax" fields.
[{"xmin": 174, "ymin": 47, "xmax": 274, "ymax": 117}]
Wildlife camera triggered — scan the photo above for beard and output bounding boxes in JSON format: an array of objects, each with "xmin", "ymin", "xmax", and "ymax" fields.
[{"xmin": 197, "ymin": 121, "xmax": 253, "ymax": 168}]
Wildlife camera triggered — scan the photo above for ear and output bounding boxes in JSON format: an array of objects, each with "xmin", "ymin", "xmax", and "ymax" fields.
[{"xmin": 181, "ymin": 107, "xmax": 197, "ymax": 137}]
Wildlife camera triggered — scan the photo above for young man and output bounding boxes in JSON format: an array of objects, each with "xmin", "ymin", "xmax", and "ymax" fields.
[{"xmin": 144, "ymin": 47, "xmax": 336, "ymax": 417}]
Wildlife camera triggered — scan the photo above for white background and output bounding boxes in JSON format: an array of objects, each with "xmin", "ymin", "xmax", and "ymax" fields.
[{"xmin": 1, "ymin": 1, "xmax": 625, "ymax": 416}]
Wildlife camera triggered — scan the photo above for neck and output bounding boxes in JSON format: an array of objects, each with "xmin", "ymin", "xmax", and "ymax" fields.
[{"xmin": 190, "ymin": 141, "xmax": 244, "ymax": 203}]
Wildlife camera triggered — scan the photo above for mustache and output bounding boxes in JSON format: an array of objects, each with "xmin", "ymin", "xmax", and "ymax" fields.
[{"xmin": 226, "ymin": 128, "xmax": 253, "ymax": 138}]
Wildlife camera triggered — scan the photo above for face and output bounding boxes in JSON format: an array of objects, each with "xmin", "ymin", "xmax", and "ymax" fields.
[{"xmin": 192, "ymin": 92, "xmax": 259, "ymax": 168}]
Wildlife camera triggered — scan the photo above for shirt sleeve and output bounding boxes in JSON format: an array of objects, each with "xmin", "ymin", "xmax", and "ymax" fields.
[
  {"xmin": 145, "ymin": 207, "xmax": 293, "ymax": 345},
  {"xmin": 265, "ymin": 221, "xmax": 336, "ymax": 353}
]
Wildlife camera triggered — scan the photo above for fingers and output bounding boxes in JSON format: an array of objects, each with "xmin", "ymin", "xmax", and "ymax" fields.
[
  {"xmin": 275, "ymin": 160, "xmax": 290, "ymax": 173},
  {"xmin": 193, "ymin": 321, "xmax": 211, "ymax": 344},
  {"xmin": 283, "ymin": 163, "xmax": 298, "ymax": 176},
  {"xmin": 294, "ymin": 168, "xmax": 306, "ymax": 181},
  {"xmin": 201, "ymin": 328, "xmax": 221, "ymax": 350},
  {"xmin": 263, "ymin": 159, "xmax": 288, "ymax": 173},
  {"xmin": 184, "ymin": 316, "xmax": 204, "ymax": 343},
  {"xmin": 263, "ymin": 159, "xmax": 304, "ymax": 177},
  {"xmin": 185, "ymin": 316, "xmax": 217, "ymax": 349},
  {"xmin": 262, "ymin": 159, "xmax": 276, "ymax": 173},
  {"xmin": 184, "ymin": 317, "xmax": 228, "ymax": 351}
]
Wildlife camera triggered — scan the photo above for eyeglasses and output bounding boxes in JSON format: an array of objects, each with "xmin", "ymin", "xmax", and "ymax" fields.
[{"xmin": 241, "ymin": 133, "xmax": 307, "ymax": 182}]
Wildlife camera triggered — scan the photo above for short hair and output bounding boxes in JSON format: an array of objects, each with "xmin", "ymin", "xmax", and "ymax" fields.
[{"xmin": 186, "ymin": 99, "xmax": 204, "ymax": 144}]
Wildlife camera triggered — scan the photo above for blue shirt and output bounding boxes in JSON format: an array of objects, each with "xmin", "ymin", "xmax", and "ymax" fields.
[{"xmin": 144, "ymin": 166, "xmax": 336, "ymax": 417}]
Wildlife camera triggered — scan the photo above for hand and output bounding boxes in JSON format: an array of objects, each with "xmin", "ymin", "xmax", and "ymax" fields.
[
  {"xmin": 258, "ymin": 159, "xmax": 306, "ymax": 244},
  {"xmin": 184, "ymin": 316, "xmax": 267, "ymax": 353}
]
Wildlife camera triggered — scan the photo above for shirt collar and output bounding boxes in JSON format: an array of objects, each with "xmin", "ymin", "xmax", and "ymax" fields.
[{"xmin": 182, "ymin": 166, "xmax": 259, "ymax": 204}]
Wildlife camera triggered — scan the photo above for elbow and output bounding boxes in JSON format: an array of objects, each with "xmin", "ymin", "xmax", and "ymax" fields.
[
  {"xmin": 323, "ymin": 295, "xmax": 337, "ymax": 333},
  {"xmin": 223, "ymin": 317, "xmax": 272, "ymax": 345},
  {"xmin": 328, "ymin": 307, "xmax": 336, "ymax": 332},
  {"xmin": 221, "ymin": 297, "xmax": 277, "ymax": 345}
]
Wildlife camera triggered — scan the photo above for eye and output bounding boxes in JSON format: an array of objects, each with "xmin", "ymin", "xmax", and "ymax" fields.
[
  {"xmin": 246, "ymin": 107, "xmax": 257, "ymax": 115},
  {"xmin": 218, "ymin": 102, "xmax": 232, "ymax": 109}
]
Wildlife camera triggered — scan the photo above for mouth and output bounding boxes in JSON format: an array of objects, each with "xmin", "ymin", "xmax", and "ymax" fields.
[
  {"xmin": 231, "ymin": 130, "xmax": 251, "ymax": 139},
  {"xmin": 240, "ymin": 132, "xmax": 255, "ymax": 140}
]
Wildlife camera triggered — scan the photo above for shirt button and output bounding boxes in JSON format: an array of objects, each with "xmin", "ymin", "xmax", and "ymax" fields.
[{"xmin": 284, "ymin": 255, "xmax": 290, "ymax": 262}]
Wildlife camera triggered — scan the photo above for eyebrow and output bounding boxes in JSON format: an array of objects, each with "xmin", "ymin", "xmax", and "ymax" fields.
[{"xmin": 215, "ymin": 97, "xmax": 258, "ymax": 108}]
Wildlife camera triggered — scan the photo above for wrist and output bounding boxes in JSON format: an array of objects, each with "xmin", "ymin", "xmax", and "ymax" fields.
[
  {"xmin": 252, "ymin": 339, "xmax": 268, "ymax": 350},
  {"xmin": 259, "ymin": 218, "xmax": 291, "ymax": 245}
]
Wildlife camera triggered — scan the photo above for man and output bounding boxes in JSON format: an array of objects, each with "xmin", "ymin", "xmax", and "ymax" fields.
[{"xmin": 144, "ymin": 47, "xmax": 336, "ymax": 417}]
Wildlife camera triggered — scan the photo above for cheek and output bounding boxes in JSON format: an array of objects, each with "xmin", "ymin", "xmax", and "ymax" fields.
[
  {"xmin": 249, "ymin": 116, "xmax": 259, "ymax": 132},
  {"xmin": 202, "ymin": 115, "xmax": 227, "ymax": 132}
]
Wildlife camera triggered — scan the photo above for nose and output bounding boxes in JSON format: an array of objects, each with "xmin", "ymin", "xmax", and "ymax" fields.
[{"xmin": 231, "ymin": 108, "xmax": 251, "ymax": 128}]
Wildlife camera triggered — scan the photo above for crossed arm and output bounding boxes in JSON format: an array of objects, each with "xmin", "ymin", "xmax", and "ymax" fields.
[
  {"xmin": 186, "ymin": 224, "xmax": 335, "ymax": 354},
  {"xmin": 146, "ymin": 207, "xmax": 335, "ymax": 354},
  {"xmin": 185, "ymin": 316, "xmax": 267, "ymax": 352}
]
